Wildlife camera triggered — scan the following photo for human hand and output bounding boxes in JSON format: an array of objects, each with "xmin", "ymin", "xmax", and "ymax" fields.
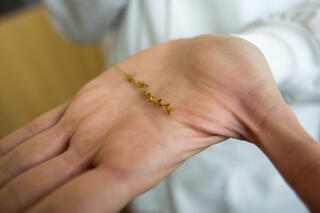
[{"xmin": 0, "ymin": 34, "xmax": 284, "ymax": 213}]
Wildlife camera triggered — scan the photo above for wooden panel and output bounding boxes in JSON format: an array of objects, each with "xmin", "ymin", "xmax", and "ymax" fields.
[{"xmin": 0, "ymin": 6, "xmax": 104, "ymax": 138}]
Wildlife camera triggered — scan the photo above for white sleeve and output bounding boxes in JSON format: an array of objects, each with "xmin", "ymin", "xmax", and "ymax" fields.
[
  {"xmin": 235, "ymin": 0, "xmax": 320, "ymax": 103},
  {"xmin": 44, "ymin": 0, "xmax": 128, "ymax": 43}
]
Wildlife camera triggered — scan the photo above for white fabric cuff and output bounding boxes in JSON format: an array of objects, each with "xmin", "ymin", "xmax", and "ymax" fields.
[
  {"xmin": 234, "ymin": 24, "xmax": 316, "ymax": 85},
  {"xmin": 234, "ymin": 24, "xmax": 320, "ymax": 103}
]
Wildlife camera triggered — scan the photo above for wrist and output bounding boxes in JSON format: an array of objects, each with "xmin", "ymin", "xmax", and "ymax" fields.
[
  {"xmin": 239, "ymin": 89, "xmax": 320, "ymax": 212},
  {"xmin": 237, "ymin": 89, "xmax": 301, "ymax": 146}
]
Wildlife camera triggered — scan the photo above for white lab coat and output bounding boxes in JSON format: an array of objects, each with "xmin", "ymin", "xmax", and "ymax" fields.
[{"xmin": 44, "ymin": 1, "xmax": 320, "ymax": 212}]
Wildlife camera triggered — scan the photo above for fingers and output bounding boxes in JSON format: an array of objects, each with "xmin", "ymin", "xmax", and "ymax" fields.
[
  {"xmin": 0, "ymin": 103, "xmax": 68, "ymax": 157},
  {"xmin": 0, "ymin": 123, "xmax": 72, "ymax": 187},
  {"xmin": 28, "ymin": 167, "xmax": 132, "ymax": 213},
  {"xmin": 0, "ymin": 146, "xmax": 93, "ymax": 213}
]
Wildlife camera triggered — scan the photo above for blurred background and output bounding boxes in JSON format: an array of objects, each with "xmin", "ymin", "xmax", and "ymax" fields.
[
  {"xmin": 0, "ymin": 1, "xmax": 104, "ymax": 138},
  {"xmin": 0, "ymin": 0, "xmax": 39, "ymax": 16}
]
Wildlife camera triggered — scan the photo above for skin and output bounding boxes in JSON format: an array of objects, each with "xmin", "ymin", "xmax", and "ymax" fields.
[{"xmin": 0, "ymin": 34, "xmax": 319, "ymax": 213}]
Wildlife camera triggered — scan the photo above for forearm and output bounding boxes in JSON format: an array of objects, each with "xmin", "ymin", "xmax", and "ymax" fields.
[{"xmin": 245, "ymin": 100, "xmax": 320, "ymax": 212}]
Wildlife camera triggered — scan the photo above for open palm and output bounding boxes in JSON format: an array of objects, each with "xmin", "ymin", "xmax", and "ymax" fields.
[{"xmin": 0, "ymin": 34, "xmax": 283, "ymax": 213}]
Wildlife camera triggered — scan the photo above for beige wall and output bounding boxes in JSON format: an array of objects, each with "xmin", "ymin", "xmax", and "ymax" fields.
[{"xmin": 0, "ymin": 6, "xmax": 104, "ymax": 138}]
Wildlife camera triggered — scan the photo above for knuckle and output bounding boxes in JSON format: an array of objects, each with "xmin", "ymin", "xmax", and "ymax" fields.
[
  {"xmin": 52, "ymin": 126, "xmax": 68, "ymax": 143},
  {"xmin": 53, "ymin": 118, "xmax": 76, "ymax": 141},
  {"xmin": 58, "ymin": 117, "xmax": 76, "ymax": 133},
  {"xmin": 61, "ymin": 143, "xmax": 92, "ymax": 168}
]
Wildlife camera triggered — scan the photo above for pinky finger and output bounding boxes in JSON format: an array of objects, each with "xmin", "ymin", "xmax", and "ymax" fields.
[
  {"xmin": 27, "ymin": 167, "xmax": 133, "ymax": 213},
  {"xmin": 0, "ymin": 102, "xmax": 69, "ymax": 157}
]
